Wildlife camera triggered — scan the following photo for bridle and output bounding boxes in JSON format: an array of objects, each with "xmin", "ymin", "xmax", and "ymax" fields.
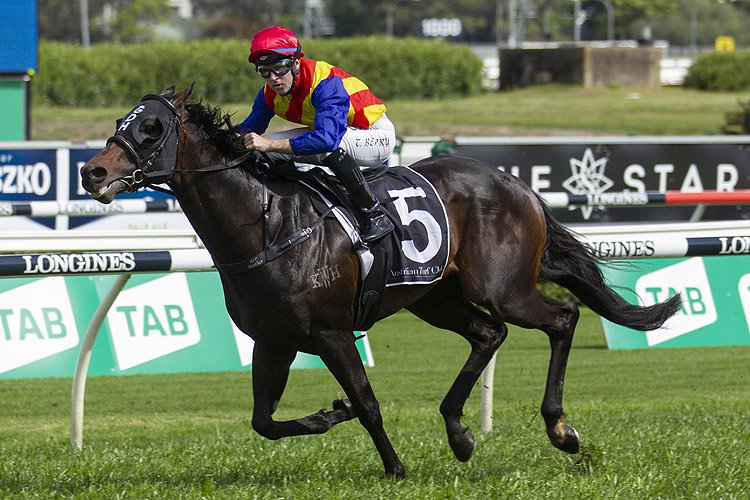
[
  {"xmin": 104, "ymin": 92, "xmax": 331, "ymax": 274},
  {"xmin": 106, "ymin": 93, "xmax": 259, "ymax": 194}
]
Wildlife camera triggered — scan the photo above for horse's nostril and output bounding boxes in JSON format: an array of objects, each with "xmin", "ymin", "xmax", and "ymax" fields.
[{"xmin": 87, "ymin": 166, "xmax": 108, "ymax": 181}]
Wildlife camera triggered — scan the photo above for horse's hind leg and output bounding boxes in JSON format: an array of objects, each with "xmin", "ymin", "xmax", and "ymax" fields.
[
  {"xmin": 407, "ymin": 276, "xmax": 507, "ymax": 462},
  {"xmin": 487, "ymin": 289, "xmax": 581, "ymax": 454},
  {"xmin": 250, "ymin": 341, "xmax": 357, "ymax": 440},
  {"xmin": 312, "ymin": 330, "xmax": 406, "ymax": 478}
]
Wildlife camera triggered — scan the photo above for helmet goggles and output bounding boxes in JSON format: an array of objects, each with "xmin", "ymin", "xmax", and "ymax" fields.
[{"xmin": 256, "ymin": 58, "xmax": 294, "ymax": 79}]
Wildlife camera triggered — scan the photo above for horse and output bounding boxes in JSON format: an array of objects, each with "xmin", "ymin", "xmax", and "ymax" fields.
[{"xmin": 80, "ymin": 84, "xmax": 681, "ymax": 478}]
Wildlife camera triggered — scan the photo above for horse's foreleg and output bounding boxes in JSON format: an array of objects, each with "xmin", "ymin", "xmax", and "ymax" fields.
[
  {"xmin": 407, "ymin": 280, "xmax": 506, "ymax": 462},
  {"xmin": 250, "ymin": 341, "xmax": 356, "ymax": 440},
  {"xmin": 313, "ymin": 331, "xmax": 405, "ymax": 478}
]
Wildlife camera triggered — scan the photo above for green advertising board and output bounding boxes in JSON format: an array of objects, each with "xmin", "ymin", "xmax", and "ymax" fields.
[
  {"xmin": 0, "ymin": 272, "xmax": 372, "ymax": 379},
  {"xmin": 0, "ymin": 78, "xmax": 27, "ymax": 141},
  {"xmin": 600, "ymin": 255, "xmax": 750, "ymax": 349}
]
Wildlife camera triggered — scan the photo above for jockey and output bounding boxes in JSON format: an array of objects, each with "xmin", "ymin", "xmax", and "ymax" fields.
[{"xmin": 238, "ymin": 25, "xmax": 395, "ymax": 244}]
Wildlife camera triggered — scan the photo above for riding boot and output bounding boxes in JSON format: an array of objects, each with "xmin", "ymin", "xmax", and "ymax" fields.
[{"xmin": 323, "ymin": 148, "xmax": 394, "ymax": 244}]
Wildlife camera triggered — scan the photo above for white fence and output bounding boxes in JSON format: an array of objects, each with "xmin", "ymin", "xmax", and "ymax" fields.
[
  {"xmin": 4, "ymin": 190, "xmax": 750, "ymax": 220},
  {"xmin": 3, "ymin": 219, "xmax": 750, "ymax": 444}
]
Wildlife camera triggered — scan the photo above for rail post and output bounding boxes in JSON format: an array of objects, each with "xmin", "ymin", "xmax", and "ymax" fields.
[{"xmin": 70, "ymin": 273, "xmax": 131, "ymax": 450}]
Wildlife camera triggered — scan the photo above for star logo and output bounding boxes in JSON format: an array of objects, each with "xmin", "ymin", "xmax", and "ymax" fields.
[{"xmin": 561, "ymin": 148, "xmax": 614, "ymax": 219}]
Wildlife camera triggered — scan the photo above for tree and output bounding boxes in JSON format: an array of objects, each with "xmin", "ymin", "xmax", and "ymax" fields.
[
  {"xmin": 328, "ymin": 0, "xmax": 681, "ymax": 43},
  {"xmin": 38, "ymin": 0, "xmax": 108, "ymax": 43},
  {"xmin": 190, "ymin": 0, "xmax": 304, "ymax": 37},
  {"xmin": 39, "ymin": 0, "xmax": 174, "ymax": 44},
  {"xmin": 38, "ymin": 0, "xmax": 750, "ymax": 47},
  {"xmin": 614, "ymin": 0, "xmax": 679, "ymax": 19},
  {"xmin": 520, "ymin": 0, "xmax": 680, "ymax": 42},
  {"xmin": 648, "ymin": 0, "xmax": 750, "ymax": 47},
  {"xmin": 328, "ymin": 0, "xmax": 383, "ymax": 36},
  {"xmin": 109, "ymin": 0, "xmax": 173, "ymax": 43},
  {"xmin": 612, "ymin": 0, "xmax": 679, "ymax": 39}
]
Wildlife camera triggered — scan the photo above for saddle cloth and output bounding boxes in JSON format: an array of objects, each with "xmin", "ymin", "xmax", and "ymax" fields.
[{"xmin": 300, "ymin": 165, "xmax": 450, "ymax": 287}]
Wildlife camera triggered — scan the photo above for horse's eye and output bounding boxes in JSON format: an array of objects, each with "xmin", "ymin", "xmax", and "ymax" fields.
[{"xmin": 139, "ymin": 118, "xmax": 164, "ymax": 140}]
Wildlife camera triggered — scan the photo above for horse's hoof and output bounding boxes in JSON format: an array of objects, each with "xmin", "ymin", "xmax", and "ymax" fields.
[
  {"xmin": 332, "ymin": 398, "xmax": 356, "ymax": 420},
  {"xmin": 449, "ymin": 427, "xmax": 476, "ymax": 462},
  {"xmin": 552, "ymin": 425, "xmax": 580, "ymax": 455},
  {"xmin": 385, "ymin": 462, "xmax": 406, "ymax": 479}
]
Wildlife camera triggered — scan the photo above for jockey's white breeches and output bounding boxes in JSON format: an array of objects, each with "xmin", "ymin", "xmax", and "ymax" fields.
[{"xmin": 268, "ymin": 114, "xmax": 396, "ymax": 169}]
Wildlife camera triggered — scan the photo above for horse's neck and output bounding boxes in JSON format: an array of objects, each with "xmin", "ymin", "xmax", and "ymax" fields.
[{"xmin": 172, "ymin": 154, "xmax": 269, "ymax": 265}]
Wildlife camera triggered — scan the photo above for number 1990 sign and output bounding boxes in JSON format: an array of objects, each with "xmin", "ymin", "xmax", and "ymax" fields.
[{"xmin": 421, "ymin": 18, "xmax": 462, "ymax": 38}]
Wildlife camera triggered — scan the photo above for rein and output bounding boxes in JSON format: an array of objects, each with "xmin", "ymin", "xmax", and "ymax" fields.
[
  {"xmin": 107, "ymin": 94, "xmax": 332, "ymax": 273},
  {"xmin": 148, "ymin": 149, "xmax": 261, "ymax": 196}
]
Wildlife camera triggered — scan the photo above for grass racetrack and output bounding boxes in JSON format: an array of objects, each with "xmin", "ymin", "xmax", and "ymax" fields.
[
  {"xmin": 10, "ymin": 84, "xmax": 749, "ymax": 497},
  {"xmin": 1, "ymin": 309, "xmax": 748, "ymax": 498}
]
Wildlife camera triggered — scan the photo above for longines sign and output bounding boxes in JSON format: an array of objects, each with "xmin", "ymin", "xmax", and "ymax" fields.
[{"xmin": 454, "ymin": 138, "xmax": 750, "ymax": 223}]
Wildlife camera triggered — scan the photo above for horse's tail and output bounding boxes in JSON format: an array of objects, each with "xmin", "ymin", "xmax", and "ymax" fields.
[{"xmin": 536, "ymin": 195, "xmax": 682, "ymax": 331}]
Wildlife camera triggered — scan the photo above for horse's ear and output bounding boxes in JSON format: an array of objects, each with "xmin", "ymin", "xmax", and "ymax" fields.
[
  {"xmin": 159, "ymin": 85, "xmax": 176, "ymax": 99},
  {"xmin": 172, "ymin": 82, "xmax": 195, "ymax": 107}
]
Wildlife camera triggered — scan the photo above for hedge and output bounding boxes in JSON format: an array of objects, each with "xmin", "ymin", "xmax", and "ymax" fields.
[
  {"xmin": 684, "ymin": 50, "xmax": 750, "ymax": 91},
  {"xmin": 34, "ymin": 37, "xmax": 484, "ymax": 107}
]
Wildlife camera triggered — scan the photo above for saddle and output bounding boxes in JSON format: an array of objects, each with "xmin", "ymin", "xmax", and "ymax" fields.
[{"xmin": 260, "ymin": 160, "xmax": 450, "ymax": 331}]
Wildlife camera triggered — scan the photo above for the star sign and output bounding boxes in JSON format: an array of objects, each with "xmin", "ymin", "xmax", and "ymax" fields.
[{"xmin": 561, "ymin": 148, "xmax": 614, "ymax": 219}]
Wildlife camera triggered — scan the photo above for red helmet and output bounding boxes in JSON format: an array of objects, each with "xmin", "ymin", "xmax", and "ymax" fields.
[{"xmin": 248, "ymin": 26, "xmax": 304, "ymax": 65}]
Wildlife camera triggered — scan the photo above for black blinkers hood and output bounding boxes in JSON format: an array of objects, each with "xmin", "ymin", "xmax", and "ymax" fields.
[{"xmin": 106, "ymin": 93, "xmax": 180, "ymax": 187}]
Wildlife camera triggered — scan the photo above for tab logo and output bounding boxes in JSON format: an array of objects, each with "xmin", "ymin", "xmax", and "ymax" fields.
[
  {"xmin": 635, "ymin": 258, "xmax": 717, "ymax": 346},
  {"xmin": 107, "ymin": 274, "xmax": 200, "ymax": 370},
  {"xmin": 0, "ymin": 278, "xmax": 79, "ymax": 374}
]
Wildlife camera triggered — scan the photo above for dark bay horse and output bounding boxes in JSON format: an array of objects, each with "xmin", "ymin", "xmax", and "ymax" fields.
[{"xmin": 80, "ymin": 84, "xmax": 681, "ymax": 477}]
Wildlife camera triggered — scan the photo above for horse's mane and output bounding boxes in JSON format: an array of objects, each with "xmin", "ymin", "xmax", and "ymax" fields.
[{"xmin": 185, "ymin": 101, "xmax": 247, "ymax": 160}]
